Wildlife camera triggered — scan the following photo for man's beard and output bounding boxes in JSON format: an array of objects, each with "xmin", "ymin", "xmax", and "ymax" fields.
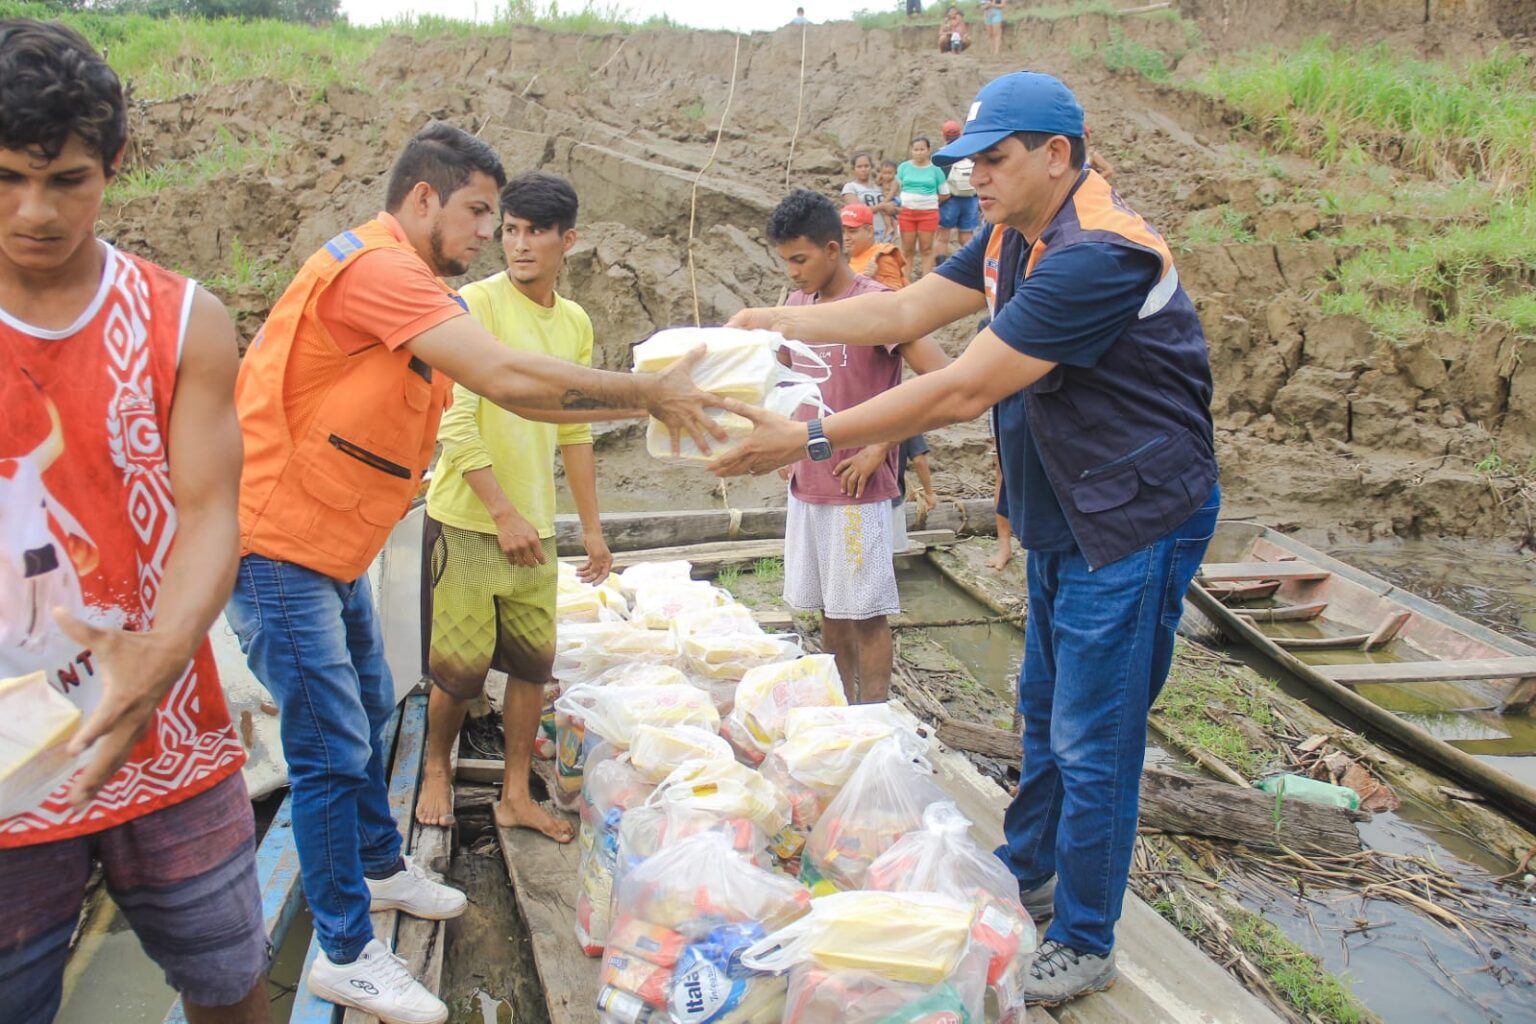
[{"xmin": 428, "ymin": 222, "xmax": 469, "ymax": 277}]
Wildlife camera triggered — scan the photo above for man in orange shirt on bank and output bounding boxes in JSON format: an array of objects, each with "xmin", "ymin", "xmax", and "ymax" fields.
[{"xmin": 228, "ymin": 122, "xmax": 723, "ymax": 1024}]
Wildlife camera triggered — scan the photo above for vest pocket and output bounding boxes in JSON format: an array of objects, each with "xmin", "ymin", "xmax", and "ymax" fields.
[
  {"xmin": 328, "ymin": 434, "xmax": 411, "ymax": 479},
  {"xmin": 1070, "ymin": 462, "xmax": 1139, "ymax": 513},
  {"xmin": 1135, "ymin": 431, "xmax": 1202, "ymax": 486}
]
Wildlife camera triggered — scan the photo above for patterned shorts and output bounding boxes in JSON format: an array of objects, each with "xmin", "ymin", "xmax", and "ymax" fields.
[
  {"xmin": 0, "ymin": 771, "xmax": 267, "ymax": 1022},
  {"xmin": 784, "ymin": 494, "xmax": 902, "ymax": 620},
  {"xmin": 426, "ymin": 516, "xmax": 557, "ymax": 695}
]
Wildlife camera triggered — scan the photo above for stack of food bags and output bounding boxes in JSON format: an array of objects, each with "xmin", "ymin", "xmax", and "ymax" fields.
[{"xmin": 720, "ymin": 655, "xmax": 846, "ymax": 766}]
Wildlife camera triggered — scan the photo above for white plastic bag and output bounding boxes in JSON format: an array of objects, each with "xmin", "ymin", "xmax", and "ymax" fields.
[
  {"xmin": 631, "ymin": 580, "xmax": 732, "ymax": 630},
  {"xmin": 800, "ymin": 733, "xmax": 946, "ymax": 893},
  {"xmin": 722, "ymin": 655, "xmax": 846, "ymax": 765},
  {"xmin": 650, "ymin": 757, "xmax": 793, "ymax": 839},
  {"xmin": 0, "ymin": 671, "xmax": 83, "ymax": 818},
  {"xmin": 552, "ymin": 666, "xmax": 690, "ymax": 809},
  {"xmin": 555, "ymin": 683, "xmax": 720, "ymax": 750},
  {"xmin": 759, "ymin": 705, "xmax": 908, "ymax": 829},
  {"xmin": 577, "ymin": 753, "xmax": 658, "ymax": 955},
  {"xmin": 633, "ymin": 328, "xmax": 829, "ymax": 464},
  {"xmin": 552, "ymin": 623, "xmax": 681, "ymax": 687},
  {"xmin": 617, "ymin": 559, "xmax": 695, "ymax": 600},
  {"xmin": 629, "ymin": 724, "xmax": 734, "ymax": 783}
]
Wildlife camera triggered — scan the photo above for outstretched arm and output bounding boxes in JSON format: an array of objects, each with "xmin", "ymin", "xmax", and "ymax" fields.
[
  {"xmin": 58, "ymin": 287, "xmax": 243, "ymax": 806},
  {"xmin": 727, "ymin": 271, "xmax": 985, "ymax": 348}
]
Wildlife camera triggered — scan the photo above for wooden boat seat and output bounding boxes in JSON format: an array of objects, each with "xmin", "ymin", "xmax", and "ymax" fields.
[
  {"xmin": 1229, "ymin": 601, "xmax": 1329, "ymax": 622},
  {"xmin": 1319, "ymin": 657, "xmax": 1536, "ymax": 684},
  {"xmin": 1198, "ymin": 561, "xmax": 1332, "ymax": 582}
]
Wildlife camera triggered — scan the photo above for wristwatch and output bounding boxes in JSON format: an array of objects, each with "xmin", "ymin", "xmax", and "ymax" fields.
[{"xmin": 806, "ymin": 419, "xmax": 833, "ymax": 462}]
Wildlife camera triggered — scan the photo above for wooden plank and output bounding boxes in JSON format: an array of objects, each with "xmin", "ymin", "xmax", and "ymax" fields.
[
  {"xmin": 1228, "ymin": 601, "xmax": 1328, "ymax": 622},
  {"xmin": 495, "ymin": 816, "xmax": 593, "ymax": 1024},
  {"xmin": 1138, "ymin": 768, "xmax": 1365, "ymax": 855},
  {"xmin": 1207, "ymin": 579, "xmax": 1281, "ymax": 603},
  {"xmin": 1318, "ymin": 656, "xmax": 1536, "ymax": 684},
  {"xmin": 1500, "ymin": 674, "xmax": 1536, "ymax": 715},
  {"xmin": 457, "ymin": 757, "xmax": 506, "ymax": 785},
  {"xmin": 593, "ymin": 529, "xmax": 957, "ymax": 575},
  {"xmin": 1364, "ymin": 610, "xmax": 1412, "ymax": 651},
  {"xmin": 287, "ymin": 704, "xmax": 407, "ymax": 1024},
  {"xmin": 1272, "ymin": 633, "xmax": 1375, "ymax": 650},
  {"xmin": 552, "ymin": 498, "xmax": 997, "ymax": 555},
  {"xmin": 342, "ymin": 694, "xmax": 430, "ymax": 1024},
  {"xmin": 1198, "ymin": 561, "xmax": 1331, "ymax": 582},
  {"xmin": 937, "ymin": 717, "xmax": 1020, "ymax": 760}
]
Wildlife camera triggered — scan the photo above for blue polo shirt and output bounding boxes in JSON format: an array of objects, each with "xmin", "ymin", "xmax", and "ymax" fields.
[{"xmin": 938, "ymin": 227, "xmax": 1160, "ymax": 552}]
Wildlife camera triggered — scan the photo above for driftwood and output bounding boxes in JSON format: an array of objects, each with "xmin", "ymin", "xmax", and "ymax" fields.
[
  {"xmin": 553, "ymin": 497, "xmax": 997, "ymax": 554},
  {"xmin": 599, "ymin": 529, "xmax": 957, "ymax": 575},
  {"xmin": 936, "ymin": 718, "xmax": 1365, "ymax": 854}
]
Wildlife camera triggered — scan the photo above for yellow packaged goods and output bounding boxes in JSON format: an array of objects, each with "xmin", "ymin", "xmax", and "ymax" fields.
[
  {"xmin": 555, "ymin": 684, "xmax": 720, "ymax": 749},
  {"xmin": 739, "ymin": 890, "xmax": 976, "ymax": 985},
  {"xmin": 557, "ymin": 586, "xmax": 629, "ymax": 623},
  {"xmin": 577, "ymin": 754, "xmax": 658, "ymax": 955},
  {"xmin": 631, "ymin": 580, "xmax": 731, "ymax": 630},
  {"xmin": 553, "ymin": 624, "xmax": 681, "ymax": 687},
  {"xmin": 724, "ymin": 655, "xmax": 846, "ymax": 763},
  {"xmin": 617, "ymin": 559, "xmax": 695, "ymax": 600},
  {"xmin": 802, "ymin": 735, "xmax": 947, "ymax": 892},
  {"xmin": 630, "ymin": 725, "xmax": 734, "ymax": 783},
  {"xmin": 651, "ymin": 758, "xmax": 792, "ymax": 838},
  {"xmin": 760, "ymin": 706, "xmax": 908, "ymax": 829},
  {"xmin": 552, "ymin": 667, "xmax": 690, "ymax": 810},
  {"xmin": 0, "ymin": 671, "xmax": 83, "ymax": 817},
  {"xmin": 671, "ymin": 602, "xmax": 759, "ymax": 639},
  {"xmin": 631, "ymin": 328, "xmax": 827, "ymax": 464},
  {"xmin": 683, "ymin": 634, "xmax": 801, "ymax": 683}
]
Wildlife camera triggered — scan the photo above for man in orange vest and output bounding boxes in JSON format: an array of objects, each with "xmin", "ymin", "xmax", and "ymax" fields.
[
  {"xmin": 841, "ymin": 203, "xmax": 907, "ymax": 291},
  {"xmin": 227, "ymin": 122, "xmax": 723, "ymax": 1024}
]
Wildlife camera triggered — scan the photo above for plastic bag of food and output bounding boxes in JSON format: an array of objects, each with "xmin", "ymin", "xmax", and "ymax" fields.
[
  {"xmin": 556, "ymin": 683, "xmax": 719, "ymax": 750},
  {"xmin": 865, "ymin": 801, "xmax": 1036, "ymax": 1014},
  {"xmin": 577, "ymin": 752, "xmax": 658, "ymax": 955},
  {"xmin": 781, "ymin": 965, "xmax": 974, "ymax": 1024},
  {"xmin": 631, "ymin": 580, "xmax": 732, "ymax": 630},
  {"xmin": 739, "ymin": 890, "xmax": 976, "ymax": 985},
  {"xmin": 760, "ymin": 705, "xmax": 908, "ymax": 830},
  {"xmin": 722, "ymin": 655, "xmax": 846, "ymax": 765},
  {"xmin": 618, "ymin": 560, "xmax": 695, "ymax": 599},
  {"xmin": 629, "ymin": 724, "xmax": 735, "ymax": 783},
  {"xmin": 598, "ymin": 919, "xmax": 788, "ymax": 1024},
  {"xmin": 557, "ymin": 586, "xmax": 629, "ymax": 624},
  {"xmin": 683, "ymin": 633, "xmax": 803, "ymax": 684},
  {"xmin": 553, "ymin": 622, "xmax": 681, "ymax": 687},
  {"xmin": 615, "ymin": 803, "xmax": 771, "ymax": 899},
  {"xmin": 650, "ymin": 758, "xmax": 792, "ymax": 839},
  {"xmin": 559, "ymin": 559, "xmax": 628, "ymax": 605},
  {"xmin": 801, "ymin": 734, "xmax": 945, "ymax": 893},
  {"xmin": 613, "ymin": 830, "xmax": 812, "ymax": 942},
  {"xmin": 632, "ymin": 328, "xmax": 828, "ymax": 464},
  {"xmin": 553, "ymin": 668, "xmax": 691, "ymax": 810}
]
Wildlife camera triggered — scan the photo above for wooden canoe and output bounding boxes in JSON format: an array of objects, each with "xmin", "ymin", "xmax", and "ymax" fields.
[{"xmin": 1188, "ymin": 521, "xmax": 1536, "ymax": 823}]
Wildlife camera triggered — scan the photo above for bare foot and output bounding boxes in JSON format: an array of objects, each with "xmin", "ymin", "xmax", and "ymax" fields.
[
  {"xmin": 494, "ymin": 794, "xmax": 575, "ymax": 843},
  {"xmin": 985, "ymin": 549, "xmax": 1012, "ymax": 572},
  {"xmin": 414, "ymin": 767, "xmax": 456, "ymax": 828}
]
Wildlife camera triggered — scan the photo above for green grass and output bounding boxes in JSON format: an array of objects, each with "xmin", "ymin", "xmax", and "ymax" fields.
[
  {"xmin": 1153, "ymin": 650, "xmax": 1279, "ymax": 780},
  {"xmin": 0, "ymin": 0, "xmax": 675, "ymax": 100},
  {"xmin": 715, "ymin": 563, "xmax": 743, "ymax": 592},
  {"xmin": 1099, "ymin": 28, "xmax": 1172, "ymax": 81},
  {"xmin": 1322, "ymin": 199, "xmax": 1536, "ymax": 344},
  {"xmin": 107, "ymin": 125, "xmax": 287, "ymax": 203},
  {"xmin": 1230, "ymin": 910, "xmax": 1366, "ymax": 1024},
  {"xmin": 1175, "ymin": 206, "xmax": 1254, "ymax": 250},
  {"xmin": 200, "ymin": 236, "xmax": 288, "ymax": 302},
  {"xmin": 752, "ymin": 557, "xmax": 785, "ymax": 583},
  {"xmin": 1194, "ymin": 37, "xmax": 1536, "ymax": 188}
]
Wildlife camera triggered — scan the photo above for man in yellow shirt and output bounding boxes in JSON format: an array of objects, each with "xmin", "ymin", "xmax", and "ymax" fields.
[{"xmin": 417, "ymin": 172, "xmax": 615, "ymax": 841}]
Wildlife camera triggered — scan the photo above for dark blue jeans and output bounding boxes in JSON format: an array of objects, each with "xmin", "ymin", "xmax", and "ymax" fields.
[
  {"xmin": 226, "ymin": 554, "xmax": 402, "ymax": 963},
  {"xmin": 997, "ymin": 485, "xmax": 1220, "ymax": 956}
]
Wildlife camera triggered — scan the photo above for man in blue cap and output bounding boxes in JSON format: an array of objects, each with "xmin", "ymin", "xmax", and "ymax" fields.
[{"xmin": 711, "ymin": 71, "xmax": 1219, "ymax": 1005}]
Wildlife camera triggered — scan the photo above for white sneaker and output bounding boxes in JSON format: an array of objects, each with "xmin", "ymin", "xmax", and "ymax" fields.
[
  {"xmin": 307, "ymin": 938, "xmax": 448, "ymax": 1024},
  {"xmin": 366, "ymin": 855, "xmax": 468, "ymax": 920}
]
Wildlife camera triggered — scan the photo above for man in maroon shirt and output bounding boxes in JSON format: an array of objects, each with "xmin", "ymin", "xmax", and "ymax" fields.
[{"xmin": 766, "ymin": 190, "xmax": 948, "ymax": 702}]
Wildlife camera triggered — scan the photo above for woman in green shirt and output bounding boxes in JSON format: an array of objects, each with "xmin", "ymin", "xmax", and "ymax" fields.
[{"xmin": 896, "ymin": 137, "xmax": 949, "ymax": 280}]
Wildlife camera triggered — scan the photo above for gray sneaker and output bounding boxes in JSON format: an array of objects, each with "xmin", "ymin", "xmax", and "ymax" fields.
[
  {"xmin": 1019, "ymin": 876, "xmax": 1056, "ymax": 922},
  {"xmin": 1021, "ymin": 939, "xmax": 1118, "ymax": 1006}
]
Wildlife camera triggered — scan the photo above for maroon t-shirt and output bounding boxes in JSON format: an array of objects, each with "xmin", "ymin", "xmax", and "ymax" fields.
[{"xmin": 786, "ymin": 275, "xmax": 903, "ymax": 505}]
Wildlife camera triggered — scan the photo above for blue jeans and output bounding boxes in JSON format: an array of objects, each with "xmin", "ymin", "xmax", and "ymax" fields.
[
  {"xmin": 940, "ymin": 194, "xmax": 979, "ymax": 231},
  {"xmin": 997, "ymin": 485, "xmax": 1220, "ymax": 955},
  {"xmin": 226, "ymin": 554, "xmax": 402, "ymax": 963}
]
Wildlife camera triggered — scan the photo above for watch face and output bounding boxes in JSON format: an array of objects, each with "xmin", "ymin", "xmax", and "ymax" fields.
[{"xmin": 807, "ymin": 438, "xmax": 834, "ymax": 461}]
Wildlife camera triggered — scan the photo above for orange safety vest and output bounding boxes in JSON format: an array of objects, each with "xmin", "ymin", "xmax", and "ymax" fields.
[
  {"xmin": 849, "ymin": 243, "xmax": 907, "ymax": 291},
  {"xmin": 236, "ymin": 220, "xmax": 457, "ymax": 581}
]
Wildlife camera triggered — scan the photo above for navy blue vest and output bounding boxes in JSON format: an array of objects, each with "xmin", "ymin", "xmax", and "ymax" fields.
[{"xmin": 989, "ymin": 171, "xmax": 1217, "ymax": 569}]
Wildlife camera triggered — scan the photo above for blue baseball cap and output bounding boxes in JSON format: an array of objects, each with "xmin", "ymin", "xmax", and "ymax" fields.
[{"xmin": 933, "ymin": 71, "xmax": 1085, "ymax": 166}]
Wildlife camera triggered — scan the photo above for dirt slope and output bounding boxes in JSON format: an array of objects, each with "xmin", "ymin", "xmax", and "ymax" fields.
[{"xmin": 102, "ymin": 10, "xmax": 1536, "ymax": 541}]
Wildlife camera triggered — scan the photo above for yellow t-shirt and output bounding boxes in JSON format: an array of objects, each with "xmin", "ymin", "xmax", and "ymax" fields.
[{"xmin": 425, "ymin": 272, "xmax": 595, "ymax": 538}]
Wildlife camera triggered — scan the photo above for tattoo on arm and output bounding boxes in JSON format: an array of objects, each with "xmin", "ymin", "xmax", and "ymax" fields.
[{"xmin": 560, "ymin": 389, "xmax": 614, "ymax": 411}]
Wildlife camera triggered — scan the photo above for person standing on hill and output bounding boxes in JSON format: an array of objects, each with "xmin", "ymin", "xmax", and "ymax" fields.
[
  {"xmin": 227, "ymin": 122, "xmax": 723, "ymax": 1024},
  {"xmin": 767, "ymin": 190, "xmax": 948, "ymax": 705},
  {"xmin": 713, "ymin": 71, "xmax": 1220, "ymax": 1007},
  {"xmin": 415, "ymin": 171, "xmax": 614, "ymax": 845},
  {"xmin": 936, "ymin": 119, "xmax": 980, "ymax": 265},
  {"xmin": 877, "ymin": 158, "xmax": 903, "ymax": 244},
  {"xmin": 982, "ymin": 0, "xmax": 1006, "ymax": 55},
  {"xmin": 0, "ymin": 19, "xmax": 269, "ymax": 1024},
  {"xmin": 842, "ymin": 203, "xmax": 907, "ymax": 291},
  {"xmin": 897, "ymin": 136, "xmax": 949, "ymax": 280}
]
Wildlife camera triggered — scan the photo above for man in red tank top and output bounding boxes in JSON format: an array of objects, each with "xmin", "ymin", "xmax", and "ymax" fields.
[{"xmin": 0, "ymin": 18, "xmax": 269, "ymax": 1024}]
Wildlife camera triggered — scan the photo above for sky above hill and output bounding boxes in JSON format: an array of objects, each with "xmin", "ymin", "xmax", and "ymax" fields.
[{"xmin": 342, "ymin": 0, "xmax": 879, "ymax": 33}]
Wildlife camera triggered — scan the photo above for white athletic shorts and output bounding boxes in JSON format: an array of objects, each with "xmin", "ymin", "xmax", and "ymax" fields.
[
  {"xmin": 890, "ymin": 500, "xmax": 909, "ymax": 554},
  {"xmin": 784, "ymin": 493, "xmax": 902, "ymax": 620}
]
